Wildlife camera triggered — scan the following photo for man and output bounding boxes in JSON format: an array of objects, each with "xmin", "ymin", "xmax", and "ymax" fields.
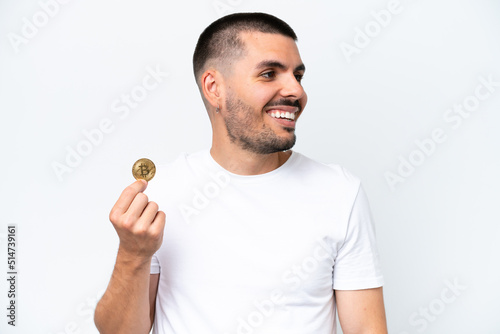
[{"xmin": 94, "ymin": 12, "xmax": 387, "ymax": 334}]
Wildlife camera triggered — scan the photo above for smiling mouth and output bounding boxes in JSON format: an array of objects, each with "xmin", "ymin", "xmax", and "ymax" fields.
[{"xmin": 267, "ymin": 110, "xmax": 296, "ymax": 121}]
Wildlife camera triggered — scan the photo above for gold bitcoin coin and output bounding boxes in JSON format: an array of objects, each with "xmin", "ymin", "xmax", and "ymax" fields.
[{"xmin": 132, "ymin": 158, "xmax": 156, "ymax": 182}]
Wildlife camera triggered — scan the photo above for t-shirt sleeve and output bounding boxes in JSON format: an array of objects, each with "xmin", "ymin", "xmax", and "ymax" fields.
[
  {"xmin": 332, "ymin": 184, "xmax": 384, "ymax": 290},
  {"xmin": 150, "ymin": 253, "xmax": 160, "ymax": 274}
]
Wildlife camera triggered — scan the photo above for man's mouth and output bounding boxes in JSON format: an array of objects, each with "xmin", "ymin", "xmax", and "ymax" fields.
[
  {"xmin": 265, "ymin": 106, "xmax": 299, "ymax": 127},
  {"xmin": 267, "ymin": 110, "xmax": 296, "ymax": 121},
  {"xmin": 264, "ymin": 98, "xmax": 301, "ymax": 123}
]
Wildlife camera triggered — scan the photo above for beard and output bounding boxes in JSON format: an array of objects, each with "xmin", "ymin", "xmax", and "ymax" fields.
[{"xmin": 223, "ymin": 93, "xmax": 298, "ymax": 155}]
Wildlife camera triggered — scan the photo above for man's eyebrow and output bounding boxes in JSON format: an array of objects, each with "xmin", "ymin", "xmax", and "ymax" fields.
[
  {"xmin": 294, "ymin": 64, "xmax": 306, "ymax": 72},
  {"xmin": 254, "ymin": 60, "xmax": 306, "ymax": 72}
]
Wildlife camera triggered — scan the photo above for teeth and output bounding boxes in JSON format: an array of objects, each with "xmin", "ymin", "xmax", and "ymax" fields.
[{"xmin": 268, "ymin": 110, "xmax": 296, "ymax": 121}]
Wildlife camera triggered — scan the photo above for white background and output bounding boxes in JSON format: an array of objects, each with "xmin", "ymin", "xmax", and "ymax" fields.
[{"xmin": 1, "ymin": 0, "xmax": 499, "ymax": 333}]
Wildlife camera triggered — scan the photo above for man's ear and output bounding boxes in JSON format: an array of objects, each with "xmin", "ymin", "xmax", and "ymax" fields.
[{"xmin": 201, "ymin": 70, "xmax": 221, "ymax": 110}]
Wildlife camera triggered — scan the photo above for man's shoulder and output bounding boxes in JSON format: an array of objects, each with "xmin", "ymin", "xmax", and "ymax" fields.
[
  {"xmin": 292, "ymin": 151, "xmax": 361, "ymax": 188},
  {"xmin": 155, "ymin": 149, "xmax": 208, "ymax": 170},
  {"xmin": 152, "ymin": 149, "xmax": 362, "ymax": 189},
  {"xmin": 293, "ymin": 151, "xmax": 360, "ymax": 180},
  {"xmin": 146, "ymin": 149, "xmax": 208, "ymax": 192}
]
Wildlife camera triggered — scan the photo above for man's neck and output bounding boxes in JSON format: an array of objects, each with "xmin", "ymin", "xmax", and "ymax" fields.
[{"xmin": 209, "ymin": 145, "xmax": 292, "ymax": 176}]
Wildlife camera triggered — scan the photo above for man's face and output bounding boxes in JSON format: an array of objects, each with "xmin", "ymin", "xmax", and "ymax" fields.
[{"xmin": 220, "ymin": 31, "xmax": 307, "ymax": 154}]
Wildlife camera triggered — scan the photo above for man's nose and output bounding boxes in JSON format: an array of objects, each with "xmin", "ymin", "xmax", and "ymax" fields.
[{"xmin": 280, "ymin": 73, "xmax": 306, "ymax": 100}]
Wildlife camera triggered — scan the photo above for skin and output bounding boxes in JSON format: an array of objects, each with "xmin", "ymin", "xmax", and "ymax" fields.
[
  {"xmin": 202, "ymin": 31, "xmax": 308, "ymax": 175},
  {"xmin": 94, "ymin": 31, "xmax": 387, "ymax": 334},
  {"xmin": 336, "ymin": 288, "xmax": 388, "ymax": 334},
  {"xmin": 94, "ymin": 179, "xmax": 165, "ymax": 334}
]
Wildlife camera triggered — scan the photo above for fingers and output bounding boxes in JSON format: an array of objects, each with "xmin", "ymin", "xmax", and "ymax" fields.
[
  {"xmin": 150, "ymin": 210, "xmax": 166, "ymax": 235},
  {"xmin": 109, "ymin": 181, "xmax": 165, "ymax": 257},
  {"xmin": 151, "ymin": 211, "xmax": 166, "ymax": 233},
  {"xmin": 127, "ymin": 192, "xmax": 149, "ymax": 221},
  {"xmin": 140, "ymin": 201, "xmax": 159, "ymax": 222},
  {"xmin": 110, "ymin": 180, "xmax": 148, "ymax": 218}
]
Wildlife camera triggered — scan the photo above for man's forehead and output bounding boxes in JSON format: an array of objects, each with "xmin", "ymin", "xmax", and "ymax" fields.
[
  {"xmin": 237, "ymin": 31, "xmax": 303, "ymax": 65},
  {"xmin": 238, "ymin": 30, "xmax": 297, "ymax": 47}
]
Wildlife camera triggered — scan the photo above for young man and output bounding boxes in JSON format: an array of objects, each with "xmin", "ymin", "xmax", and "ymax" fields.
[{"xmin": 95, "ymin": 12, "xmax": 387, "ymax": 334}]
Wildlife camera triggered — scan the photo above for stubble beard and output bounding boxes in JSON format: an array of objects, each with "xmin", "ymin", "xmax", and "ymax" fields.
[{"xmin": 223, "ymin": 94, "xmax": 296, "ymax": 155}]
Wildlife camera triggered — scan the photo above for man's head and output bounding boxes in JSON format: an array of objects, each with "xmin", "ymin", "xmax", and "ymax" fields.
[
  {"xmin": 194, "ymin": 13, "xmax": 307, "ymax": 154},
  {"xmin": 193, "ymin": 12, "xmax": 297, "ymax": 89}
]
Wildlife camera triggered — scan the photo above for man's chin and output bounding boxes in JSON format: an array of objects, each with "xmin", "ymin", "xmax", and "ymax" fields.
[
  {"xmin": 237, "ymin": 132, "xmax": 296, "ymax": 154},
  {"xmin": 268, "ymin": 136, "xmax": 296, "ymax": 153}
]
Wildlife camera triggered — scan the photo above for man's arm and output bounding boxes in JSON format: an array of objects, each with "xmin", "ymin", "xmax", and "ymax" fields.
[
  {"xmin": 335, "ymin": 287, "xmax": 388, "ymax": 334},
  {"xmin": 149, "ymin": 273, "xmax": 160, "ymax": 326},
  {"xmin": 94, "ymin": 180, "xmax": 165, "ymax": 334}
]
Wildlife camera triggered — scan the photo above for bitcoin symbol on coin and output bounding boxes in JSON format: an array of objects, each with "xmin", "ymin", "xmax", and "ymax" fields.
[
  {"xmin": 139, "ymin": 163, "xmax": 150, "ymax": 178},
  {"xmin": 132, "ymin": 158, "xmax": 156, "ymax": 181}
]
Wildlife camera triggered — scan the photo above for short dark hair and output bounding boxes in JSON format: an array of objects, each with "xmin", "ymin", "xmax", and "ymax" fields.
[{"xmin": 193, "ymin": 12, "xmax": 298, "ymax": 86}]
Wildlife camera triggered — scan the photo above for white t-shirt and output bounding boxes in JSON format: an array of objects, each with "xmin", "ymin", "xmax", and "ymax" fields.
[{"xmin": 147, "ymin": 149, "xmax": 384, "ymax": 334}]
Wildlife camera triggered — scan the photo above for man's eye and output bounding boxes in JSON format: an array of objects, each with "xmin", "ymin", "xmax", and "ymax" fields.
[
  {"xmin": 295, "ymin": 74, "xmax": 304, "ymax": 82},
  {"xmin": 261, "ymin": 71, "xmax": 276, "ymax": 79}
]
